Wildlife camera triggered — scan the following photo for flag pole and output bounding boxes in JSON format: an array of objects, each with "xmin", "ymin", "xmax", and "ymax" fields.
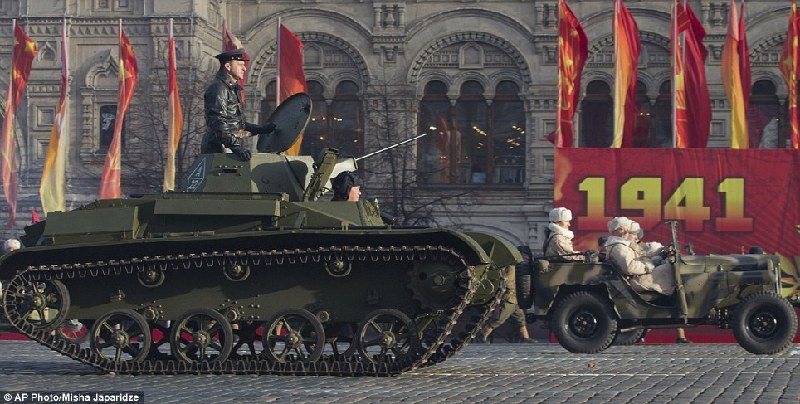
[{"xmin": 276, "ymin": 17, "xmax": 281, "ymax": 106}]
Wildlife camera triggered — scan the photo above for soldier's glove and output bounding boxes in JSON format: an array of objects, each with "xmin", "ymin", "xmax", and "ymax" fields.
[
  {"xmin": 230, "ymin": 145, "xmax": 252, "ymax": 161},
  {"xmin": 583, "ymin": 249, "xmax": 598, "ymax": 263},
  {"xmin": 257, "ymin": 122, "xmax": 276, "ymax": 134}
]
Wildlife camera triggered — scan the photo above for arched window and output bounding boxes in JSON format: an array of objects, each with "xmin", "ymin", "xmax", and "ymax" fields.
[
  {"xmin": 456, "ymin": 81, "xmax": 488, "ymax": 183},
  {"xmin": 632, "ymin": 81, "xmax": 651, "ymax": 147},
  {"xmin": 298, "ymin": 81, "xmax": 328, "ymax": 156},
  {"xmin": 490, "ymin": 81, "xmax": 525, "ymax": 184},
  {"xmin": 99, "ymin": 104, "xmax": 126, "ymax": 152},
  {"xmin": 417, "ymin": 80, "xmax": 525, "ymax": 185},
  {"xmin": 749, "ymin": 80, "xmax": 781, "ymax": 148},
  {"xmin": 650, "ymin": 81, "xmax": 673, "ymax": 147},
  {"xmin": 328, "ymin": 81, "xmax": 363, "ymax": 157},
  {"xmin": 294, "ymin": 81, "xmax": 363, "ymax": 157},
  {"xmin": 417, "ymin": 80, "xmax": 452, "ymax": 184},
  {"xmin": 580, "ymin": 80, "xmax": 613, "ymax": 147}
]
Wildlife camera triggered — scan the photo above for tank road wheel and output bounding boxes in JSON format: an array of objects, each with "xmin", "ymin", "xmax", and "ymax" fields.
[
  {"xmin": 613, "ymin": 328, "xmax": 646, "ymax": 346},
  {"xmin": 3, "ymin": 278, "xmax": 70, "ymax": 332},
  {"xmin": 90, "ymin": 310, "xmax": 151, "ymax": 364},
  {"xmin": 262, "ymin": 309, "xmax": 325, "ymax": 363},
  {"xmin": 356, "ymin": 309, "xmax": 421, "ymax": 364},
  {"xmin": 552, "ymin": 291, "xmax": 618, "ymax": 354},
  {"xmin": 732, "ymin": 291, "xmax": 798, "ymax": 354},
  {"xmin": 170, "ymin": 308, "xmax": 233, "ymax": 364}
]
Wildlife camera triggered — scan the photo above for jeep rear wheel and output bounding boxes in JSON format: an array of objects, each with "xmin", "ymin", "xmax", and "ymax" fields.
[
  {"xmin": 552, "ymin": 291, "xmax": 617, "ymax": 353},
  {"xmin": 732, "ymin": 291, "xmax": 797, "ymax": 355}
]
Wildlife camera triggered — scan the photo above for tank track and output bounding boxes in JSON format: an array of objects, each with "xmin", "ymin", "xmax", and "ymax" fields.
[{"xmin": 3, "ymin": 244, "xmax": 504, "ymax": 376}]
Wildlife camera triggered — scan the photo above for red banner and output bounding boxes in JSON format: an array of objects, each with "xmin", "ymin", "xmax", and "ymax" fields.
[{"xmin": 554, "ymin": 148, "xmax": 800, "ymax": 299}]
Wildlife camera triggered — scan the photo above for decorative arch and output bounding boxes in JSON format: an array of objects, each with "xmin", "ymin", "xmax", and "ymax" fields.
[
  {"xmin": 579, "ymin": 71, "xmax": 614, "ymax": 96},
  {"xmin": 588, "ymin": 31, "xmax": 669, "ymax": 59},
  {"xmin": 248, "ymin": 32, "xmax": 370, "ymax": 101},
  {"xmin": 409, "ymin": 32, "xmax": 531, "ymax": 88},
  {"xmin": 84, "ymin": 53, "xmax": 118, "ymax": 88},
  {"xmin": 406, "ymin": 8, "xmax": 532, "ymax": 42}
]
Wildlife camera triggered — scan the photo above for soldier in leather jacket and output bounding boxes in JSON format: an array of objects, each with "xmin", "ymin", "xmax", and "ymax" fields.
[{"xmin": 202, "ymin": 49, "xmax": 275, "ymax": 161}]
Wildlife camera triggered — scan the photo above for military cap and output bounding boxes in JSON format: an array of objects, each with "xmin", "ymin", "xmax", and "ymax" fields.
[{"xmin": 215, "ymin": 48, "xmax": 249, "ymax": 63}]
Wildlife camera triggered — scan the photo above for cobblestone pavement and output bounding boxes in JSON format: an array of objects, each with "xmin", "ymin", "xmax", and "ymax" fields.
[{"xmin": 0, "ymin": 341, "xmax": 798, "ymax": 403}]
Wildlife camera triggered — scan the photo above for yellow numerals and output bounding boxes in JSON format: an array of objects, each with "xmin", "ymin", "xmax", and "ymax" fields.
[{"xmin": 577, "ymin": 177, "xmax": 752, "ymax": 232}]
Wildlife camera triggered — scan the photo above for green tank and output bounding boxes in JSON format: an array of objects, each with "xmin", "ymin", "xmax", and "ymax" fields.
[{"xmin": 0, "ymin": 94, "xmax": 521, "ymax": 376}]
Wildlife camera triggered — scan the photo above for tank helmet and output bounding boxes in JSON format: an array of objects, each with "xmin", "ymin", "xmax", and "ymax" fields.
[
  {"xmin": 549, "ymin": 207, "xmax": 572, "ymax": 222},
  {"xmin": 331, "ymin": 171, "xmax": 361, "ymax": 201}
]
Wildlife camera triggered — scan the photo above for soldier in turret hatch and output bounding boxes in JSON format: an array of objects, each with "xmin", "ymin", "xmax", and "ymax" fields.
[
  {"xmin": 202, "ymin": 48, "xmax": 275, "ymax": 161},
  {"xmin": 331, "ymin": 171, "xmax": 362, "ymax": 201}
]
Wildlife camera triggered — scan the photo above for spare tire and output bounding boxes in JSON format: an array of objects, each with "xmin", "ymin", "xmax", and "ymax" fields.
[{"xmin": 516, "ymin": 260, "xmax": 534, "ymax": 310}]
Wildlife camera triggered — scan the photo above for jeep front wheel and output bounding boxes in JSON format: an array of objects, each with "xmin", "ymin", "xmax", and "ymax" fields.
[
  {"xmin": 732, "ymin": 291, "xmax": 798, "ymax": 355},
  {"xmin": 552, "ymin": 291, "xmax": 618, "ymax": 353}
]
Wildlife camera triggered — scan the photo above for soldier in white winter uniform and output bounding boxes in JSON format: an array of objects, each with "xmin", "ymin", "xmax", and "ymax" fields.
[
  {"xmin": 605, "ymin": 217, "xmax": 675, "ymax": 295},
  {"xmin": 544, "ymin": 207, "xmax": 584, "ymax": 261}
]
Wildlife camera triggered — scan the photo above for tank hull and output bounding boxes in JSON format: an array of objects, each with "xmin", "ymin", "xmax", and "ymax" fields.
[{"xmin": 1, "ymin": 228, "xmax": 516, "ymax": 376}]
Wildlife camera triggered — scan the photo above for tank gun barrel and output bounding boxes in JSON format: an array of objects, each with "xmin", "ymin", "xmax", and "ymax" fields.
[{"xmin": 355, "ymin": 133, "xmax": 429, "ymax": 161}]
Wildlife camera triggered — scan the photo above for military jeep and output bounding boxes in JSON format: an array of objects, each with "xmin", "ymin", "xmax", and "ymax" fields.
[{"xmin": 517, "ymin": 222, "xmax": 797, "ymax": 354}]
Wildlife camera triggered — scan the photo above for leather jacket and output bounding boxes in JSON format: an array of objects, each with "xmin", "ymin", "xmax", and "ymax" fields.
[{"xmin": 202, "ymin": 70, "xmax": 265, "ymax": 153}]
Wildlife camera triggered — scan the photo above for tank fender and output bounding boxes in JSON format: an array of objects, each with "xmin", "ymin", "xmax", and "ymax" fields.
[{"xmin": 462, "ymin": 231, "xmax": 523, "ymax": 268}]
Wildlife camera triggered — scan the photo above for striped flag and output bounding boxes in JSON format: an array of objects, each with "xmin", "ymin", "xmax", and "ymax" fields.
[
  {"xmin": 721, "ymin": 0, "xmax": 751, "ymax": 148},
  {"xmin": 222, "ymin": 19, "xmax": 247, "ymax": 101},
  {"xmin": 277, "ymin": 21, "xmax": 308, "ymax": 156},
  {"xmin": 781, "ymin": 0, "xmax": 800, "ymax": 149},
  {"xmin": 673, "ymin": 1, "xmax": 711, "ymax": 148},
  {"xmin": 39, "ymin": 19, "xmax": 69, "ymax": 215},
  {"xmin": 99, "ymin": 21, "xmax": 137, "ymax": 199},
  {"xmin": 163, "ymin": 18, "xmax": 183, "ymax": 191},
  {"xmin": 1, "ymin": 20, "xmax": 38, "ymax": 228},
  {"xmin": 555, "ymin": 0, "xmax": 588, "ymax": 148},
  {"xmin": 612, "ymin": 0, "xmax": 640, "ymax": 148}
]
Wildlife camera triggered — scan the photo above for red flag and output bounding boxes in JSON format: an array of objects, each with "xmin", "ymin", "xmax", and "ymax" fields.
[
  {"xmin": 1, "ymin": 21, "xmax": 38, "ymax": 228},
  {"xmin": 556, "ymin": 0, "xmax": 588, "ymax": 148},
  {"xmin": 612, "ymin": 0, "xmax": 640, "ymax": 148},
  {"xmin": 163, "ymin": 18, "xmax": 183, "ymax": 191},
  {"xmin": 222, "ymin": 19, "xmax": 247, "ymax": 101},
  {"xmin": 781, "ymin": 0, "xmax": 800, "ymax": 148},
  {"xmin": 722, "ymin": 0, "xmax": 750, "ymax": 148},
  {"xmin": 40, "ymin": 19, "xmax": 68, "ymax": 215},
  {"xmin": 99, "ymin": 22, "xmax": 137, "ymax": 199},
  {"xmin": 674, "ymin": 1, "xmax": 711, "ymax": 148},
  {"xmin": 278, "ymin": 22, "xmax": 308, "ymax": 156},
  {"xmin": 31, "ymin": 208, "xmax": 40, "ymax": 224}
]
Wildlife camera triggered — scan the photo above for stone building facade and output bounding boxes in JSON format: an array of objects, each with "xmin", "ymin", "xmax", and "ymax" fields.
[{"xmin": 0, "ymin": 0, "xmax": 795, "ymax": 248}]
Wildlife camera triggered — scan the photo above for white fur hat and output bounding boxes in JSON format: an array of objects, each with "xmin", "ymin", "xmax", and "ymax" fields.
[
  {"xmin": 549, "ymin": 207, "xmax": 573, "ymax": 222},
  {"xmin": 607, "ymin": 217, "xmax": 632, "ymax": 233},
  {"xmin": 3, "ymin": 238, "xmax": 20, "ymax": 253},
  {"xmin": 629, "ymin": 221, "xmax": 644, "ymax": 239}
]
